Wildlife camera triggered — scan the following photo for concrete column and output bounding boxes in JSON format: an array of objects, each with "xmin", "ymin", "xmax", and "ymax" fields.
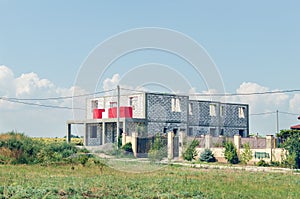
[
  {"xmin": 168, "ymin": 131, "xmax": 175, "ymax": 160},
  {"xmin": 266, "ymin": 135, "xmax": 274, "ymax": 162},
  {"xmin": 102, "ymin": 122, "xmax": 106, "ymax": 145},
  {"xmin": 123, "ymin": 121, "xmax": 126, "ymax": 134},
  {"xmin": 84, "ymin": 123, "xmax": 88, "ymax": 146},
  {"xmin": 122, "ymin": 132, "xmax": 126, "ymax": 147},
  {"xmin": 266, "ymin": 135, "xmax": 274, "ymax": 149},
  {"xmin": 66, "ymin": 123, "xmax": 71, "ymax": 143},
  {"xmin": 179, "ymin": 131, "xmax": 185, "ymax": 159},
  {"xmin": 131, "ymin": 132, "xmax": 138, "ymax": 157},
  {"xmin": 234, "ymin": 134, "xmax": 241, "ymax": 154},
  {"xmin": 205, "ymin": 134, "xmax": 212, "ymax": 149}
]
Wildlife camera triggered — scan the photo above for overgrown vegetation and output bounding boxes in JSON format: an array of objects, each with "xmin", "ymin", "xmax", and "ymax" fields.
[
  {"xmin": 256, "ymin": 159, "xmax": 269, "ymax": 167},
  {"xmin": 199, "ymin": 149, "xmax": 216, "ymax": 163},
  {"xmin": 1, "ymin": 164, "xmax": 300, "ymax": 198},
  {"xmin": 121, "ymin": 142, "xmax": 133, "ymax": 153},
  {"xmin": 0, "ymin": 132, "xmax": 89, "ymax": 165},
  {"xmin": 240, "ymin": 143, "xmax": 253, "ymax": 165},
  {"xmin": 224, "ymin": 141, "xmax": 239, "ymax": 164},
  {"xmin": 277, "ymin": 129, "xmax": 300, "ymax": 169},
  {"xmin": 148, "ymin": 134, "xmax": 167, "ymax": 162},
  {"xmin": 183, "ymin": 139, "xmax": 199, "ymax": 161}
]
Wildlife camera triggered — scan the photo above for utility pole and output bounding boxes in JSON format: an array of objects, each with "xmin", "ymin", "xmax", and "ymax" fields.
[
  {"xmin": 276, "ymin": 110, "xmax": 279, "ymax": 135},
  {"xmin": 117, "ymin": 85, "xmax": 120, "ymax": 149}
]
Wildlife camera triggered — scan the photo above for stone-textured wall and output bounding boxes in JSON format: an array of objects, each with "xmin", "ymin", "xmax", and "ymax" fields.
[
  {"xmin": 86, "ymin": 93, "xmax": 146, "ymax": 120},
  {"xmin": 146, "ymin": 93, "xmax": 188, "ymax": 135},
  {"xmin": 86, "ymin": 123, "xmax": 102, "ymax": 146},
  {"xmin": 105, "ymin": 122, "xmax": 117, "ymax": 143},
  {"xmin": 188, "ymin": 100, "xmax": 248, "ymax": 137}
]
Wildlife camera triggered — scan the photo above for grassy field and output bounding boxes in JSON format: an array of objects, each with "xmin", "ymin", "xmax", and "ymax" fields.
[{"xmin": 1, "ymin": 163, "xmax": 299, "ymax": 198}]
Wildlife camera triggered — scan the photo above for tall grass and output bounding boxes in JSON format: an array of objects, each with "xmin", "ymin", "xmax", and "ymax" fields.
[{"xmin": 0, "ymin": 164, "xmax": 299, "ymax": 198}]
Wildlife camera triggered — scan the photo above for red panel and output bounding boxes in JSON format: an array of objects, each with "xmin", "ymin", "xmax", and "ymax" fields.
[
  {"xmin": 93, "ymin": 109, "xmax": 105, "ymax": 119},
  {"xmin": 108, "ymin": 107, "xmax": 133, "ymax": 118}
]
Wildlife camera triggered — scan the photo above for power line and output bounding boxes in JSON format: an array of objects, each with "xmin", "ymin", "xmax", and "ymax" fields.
[
  {"xmin": 1, "ymin": 89, "xmax": 116, "ymax": 101},
  {"xmin": 120, "ymin": 87, "xmax": 300, "ymax": 97},
  {"xmin": 250, "ymin": 111, "xmax": 299, "ymax": 116},
  {"xmin": 1, "ymin": 98, "xmax": 85, "ymax": 110},
  {"xmin": 250, "ymin": 111, "xmax": 276, "ymax": 116},
  {"xmin": 278, "ymin": 111, "xmax": 299, "ymax": 116}
]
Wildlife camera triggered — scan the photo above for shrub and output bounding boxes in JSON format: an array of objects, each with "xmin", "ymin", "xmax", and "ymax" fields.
[
  {"xmin": 148, "ymin": 134, "xmax": 167, "ymax": 162},
  {"xmin": 199, "ymin": 149, "xmax": 216, "ymax": 163},
  {"xmin": 240, "ymin": 143, "xmax": 253, "ymax": 165},
  {"xmin": 224, "ymin": 141, "xmax": 239, "ymax": 164},
  {"xmin": 183, "ymin": 139, "xmax": 199, "ymax": 161},
  {"xmin": 122, "ymin": 142, "xmax": 133, "ymax": 153},
  {"xmin": 0, "ymin": 132, "xmax": 80, "ymax": 165},
  {"xmin": 256, "ymin": 159, "xmax": 269, "ymax": 167}
]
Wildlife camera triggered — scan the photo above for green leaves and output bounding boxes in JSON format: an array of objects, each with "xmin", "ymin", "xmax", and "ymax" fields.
[
  {"xmin": 240, "ymin": 143, "xmax": 253, "ymax": 165},
  {"xmin": 183, "ymin": 139, "xmax": 199, "ymax": 161},
  {"xmin": 199, "ymin": 149, "xmax": 216, "ymax": 163},
  {"xmin": 224, "ymin": 141, "xmax": 239, "ymax": 164}
]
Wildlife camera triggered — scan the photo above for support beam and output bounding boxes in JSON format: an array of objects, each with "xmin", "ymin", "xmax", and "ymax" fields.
[
  {"xmin": 67, "ymin": 123, "xmax": 71, "ymax": 143},
  {"xmin": 102, "ymin": 122, "xmax": 106, "ymax": 145},
  {"xmin": 117, "ymin": 85, "xmax": 120, "ymax": 148},
  {"xmin": 168, "ymin": 131, "xmax": 174, "ymax": 160}
]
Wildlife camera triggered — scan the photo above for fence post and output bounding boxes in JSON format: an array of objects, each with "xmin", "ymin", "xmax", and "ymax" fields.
[
  {"xmin": 234, "ymin": 134, "xmax": 241, "ymax": 154},
  {"xmin": 131, "ymin": 132, "xmax": 138, "ymax": 157},
  {"xmin": 179, "ymin": 131, "xmax": 185, "ymax": 159},
  {"xmin": 168, "ymin": 131, "xmax": 174, "ymax": 160},
  {"xmin": 266, "ymin": 135, "xmax": 274, "ymax": 162},
  {"xmin": 122, "ymin": 132, "xmax": 126, "ymax": 147},
  {"xmin": 205, "ymin": 134, "xmax": 212, "ymax": 149}
]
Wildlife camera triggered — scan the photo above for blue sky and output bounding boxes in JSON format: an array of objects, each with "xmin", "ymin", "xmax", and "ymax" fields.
[{"xmin": 0, "ymin": 1, "xmax": 300, "ymax": 137}]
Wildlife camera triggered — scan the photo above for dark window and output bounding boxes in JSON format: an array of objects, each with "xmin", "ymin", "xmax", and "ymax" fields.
[
  {"xmin": 188, "ymin": 127, "xmax": 193, "ymax": 136},
  {"xmin": 173, "ymin": 128, "xmax": 178, "ymax": 135},
  {"xmin": 110, "ymin": 102, "xmax": 117, "ymax": 108},
  {"xmin": 220, "ymin": 129, "xmax": 224, "ymax": 136},
  {"xmin": 90, "ymin": 126, "xmax": 97, "ymax": 138},
  {"xmin": 239, "ymin": 130, "xmax": 244, "ymax": 137},
  {"xmin": 163, "ymin": 127, "xmax": 167, "ymax": 134}
]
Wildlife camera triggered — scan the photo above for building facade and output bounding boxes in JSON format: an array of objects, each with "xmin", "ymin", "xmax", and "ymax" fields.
[{"xmin": 67, "ymin": 92, "xmax": 249, "ymax": 146}]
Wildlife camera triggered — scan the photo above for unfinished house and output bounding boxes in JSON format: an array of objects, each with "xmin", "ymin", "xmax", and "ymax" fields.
[{"xmin": 67, "ymin": 92, "xmax": 249, "ymax": 146}]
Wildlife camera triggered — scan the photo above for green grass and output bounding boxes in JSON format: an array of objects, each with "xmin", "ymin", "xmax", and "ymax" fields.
[{"xmin": 0, "ymin": 163, "xmax": 299, "ymax": 198}]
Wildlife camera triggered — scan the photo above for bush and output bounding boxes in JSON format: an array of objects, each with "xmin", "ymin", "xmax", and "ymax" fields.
[
  {"xmin": 224, "ymin": 141, "xmax": 239, "ymax": 164},
  {"xmin": 183, "ymin": 139, "xmax": 199, "ymax": 161},
  {"xmin": 256, "ymin": 159, "xmax": 269, "ymax": 167},
  {"xmin": 199, "ymin": 149, "xmax": 216, "ymax": 163},
  {"xmin": 240, "ymin": 143, "xmax": 253, "ymax": 165},
  {"xmin": 148, "ymin": 134, "xmax": 167, "ymax": 162},
  {"xmin": 0, "ymin": 132, "xmax": 81, "ymax": 165},
  {"xmin": 122, "ymin": 142, "xmax": 133, "ymax": 153}
]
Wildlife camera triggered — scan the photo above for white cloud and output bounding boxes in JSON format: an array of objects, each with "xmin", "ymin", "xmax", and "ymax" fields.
[
  {"xmin": 224, "ymin": 82, "xmax": 289, "ymax": 113},
  {"xmin": 15, "ymin": 72, "xmax": 55, "ymax": 97},
  {"xmin": 289, "ymin": 94, "xmax": 300, "ymax": 114},
  {"xmin": 0, "ymin": 65, "xmax": 86, "ymax": 137},
  {"xmin": 103, "ymin": 73, "xmax": 120, "ymax": 91},
  {"xmin": 0, "ymin": 65, "xmax": 15, "ymax": 96}
]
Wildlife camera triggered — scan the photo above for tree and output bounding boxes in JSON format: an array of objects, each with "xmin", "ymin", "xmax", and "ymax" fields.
[
  {"xmin": 183, "ymin": 139, "xmax": 199, "ymax": 161},
  {"xmin": 240, "ymin": 143, "xmax": 253, "ymax": 165},
  {"xmin": 199, "ymin": 149, "xmax": 216, "ymax": 163},
  {"xmin": 276, "ymin": 129, "xmax": 300, "ymax": 144},
  {"xmin": 224, "ymin": 141, "xmax": 239, "ymax": 164},
  {"xmin": 282, "ymin": 133, "xmax": 300, "ymax": 169},
  {"xmin": 276, "ymin": 129, "xmax": 300, "ymax": 169}
]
